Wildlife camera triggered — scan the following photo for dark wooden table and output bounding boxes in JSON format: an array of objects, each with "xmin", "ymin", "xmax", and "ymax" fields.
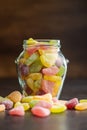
[{"xmin": 0, "ymin": 78, "xmax": 87, "ymax": 130}]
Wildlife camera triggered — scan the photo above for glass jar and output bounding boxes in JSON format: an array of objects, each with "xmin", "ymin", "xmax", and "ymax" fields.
[{"xmin": 15, "ymin": 38, "xmax": 68, "ymax": 98}]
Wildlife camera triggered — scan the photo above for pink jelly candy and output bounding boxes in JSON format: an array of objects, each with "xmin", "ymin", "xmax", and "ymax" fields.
[
  {"xmin": 31, "ymin": 106, "xmax": 50, "ymax": 117},
  {"xmin": 9, "ymin": 106, "xmax": 25, "ymax": 116},
  {"xmin": 35, "ymin": 100, "xmax": 52, "ymax": 109},
  {"xmin": 42, "ymin": 66, "xmax": 59, "ymax": 75},
  {"xmin": 65, "ymin": 98, "xmax": 78, "ymax": 109}
]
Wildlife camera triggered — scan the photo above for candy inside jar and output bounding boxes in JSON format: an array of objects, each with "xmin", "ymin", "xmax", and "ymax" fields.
[{"xmin": 15, "ymin": 38, "xmax": 68, "ymax": 98}]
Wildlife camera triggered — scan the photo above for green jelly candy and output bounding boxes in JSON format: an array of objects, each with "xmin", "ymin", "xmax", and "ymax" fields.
[
  {"xmin": 26, "ymin": 52, "xmax": 39, "ymax": 65},
  {"xmin": 34, "ymin": 79, "xmax": 42, "ymax": 89},
  {"xmin": 29, "ymin": 59, "xmax": 43, "ymax": 73},
  {"xmin": 57, "ymin": 65, "xmax": 65, "ymax": 76},
  {"xmin": 29, "ymin": 100, "xmax": 39, "ymax": 108}
]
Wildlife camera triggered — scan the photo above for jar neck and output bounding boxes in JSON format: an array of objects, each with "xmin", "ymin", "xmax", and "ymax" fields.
[{"xmin": 23, "ymin": 39, "xmax": 61, "ymax": 52}]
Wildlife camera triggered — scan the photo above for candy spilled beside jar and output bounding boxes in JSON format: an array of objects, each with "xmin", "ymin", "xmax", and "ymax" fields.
[{"xmin": 15, "ymin": 38, "xmax": 68, "ymax": 99}]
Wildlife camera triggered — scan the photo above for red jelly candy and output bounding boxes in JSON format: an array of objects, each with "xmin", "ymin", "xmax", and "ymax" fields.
[
  {"xmin": 9, "ymin": 106, "xmax": 25, "ymax": 116},
  {"xmin": 31, "ymin": 106, "xmax": 50, "ymax": 117},
  {"xmin": 65, "ymin": 98, "xmax": 78, "ymax": 109}
]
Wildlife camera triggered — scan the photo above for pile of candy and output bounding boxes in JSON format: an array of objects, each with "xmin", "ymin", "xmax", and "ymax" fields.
[
  {"xmin": 0, "ymin": 90, "xmax": 87, "ymax": 117},
  {"xmin": 16, "ymin": 38, "xmax": 66, "ymax": 97}
]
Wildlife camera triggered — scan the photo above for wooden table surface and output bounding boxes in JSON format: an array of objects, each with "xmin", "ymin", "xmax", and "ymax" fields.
[{"xmin": 0, "ymin": 78, "xmax": 87, "ymax": 130}]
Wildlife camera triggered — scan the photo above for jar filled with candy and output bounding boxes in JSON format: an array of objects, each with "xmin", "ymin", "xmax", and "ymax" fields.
[{"xmin": 15, "ymin": 38, "xmax": 68, "ymax": 98}]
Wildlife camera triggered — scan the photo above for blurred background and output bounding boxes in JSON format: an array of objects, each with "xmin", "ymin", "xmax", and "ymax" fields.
[{"xmin": 0, "ymin": 0, "xmax": 87, "ymax": 79}]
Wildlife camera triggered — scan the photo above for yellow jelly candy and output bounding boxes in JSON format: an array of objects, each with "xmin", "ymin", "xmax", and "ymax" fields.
[
  {"xmin": 50, "ymin": 104, "xmax": 67, "ymax": 113},
  {"xmin": 22, "ymin": 96, "xmax": 33, "ymax": 103},
  {"xmin": 14, "ymin": 102, "xmax": 30, "ymax": 111},
  {"xmin": 26, "ymin": 78, "xmax": 34, "ymax": 90},
  {"xmin": 44, "ymin": 75, "xmax": 62, "ymax": 82},
  {"xmin": 52, "ymin": 80, "xmax": 62, "ymax": 97},
  {"xmin": 40, "ymin": 53, "xmax": 58, "ymax": 67},
  {"xmin": 28, "ymin": 73, "xmax": 42, "ymax": 80},
  {"xmin": 79, "ymin": 99, "xmax": 87, "ymax": 103},
  {"xmin": 0, "ymin": 104, "xmax": 5, "ymax": 112},
  {"xmin": 75, "ymin": 102, "xmax": 87, "ymax": 111}
]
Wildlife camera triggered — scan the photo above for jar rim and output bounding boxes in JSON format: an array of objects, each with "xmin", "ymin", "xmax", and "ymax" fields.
[{"xmin": 23, "ymin": 39, "xmax": 61, "ymax": 48}]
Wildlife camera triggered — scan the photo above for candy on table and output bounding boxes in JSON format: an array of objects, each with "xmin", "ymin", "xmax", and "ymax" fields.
[
  {"xmin": 75, "ymin": 102, "xmax": 87, "ymax": 111},
  {"xmin": 50, "ymin": 104, "xmax": 67, "ymax": 113},
  {"xmin": 0, "ymin": 104, "xmax": 5, "ymax": 112},
  {"xmin": 1, "ymin": 99, "xmax": 13, "ymax": 110},
  {"xmin": 40, "ymin": 53, "xmax": 58, "ymax": 67},
  {"xmin": 35, "ymin": 100, "xmax": 52, "ymax": 109},
  {"xmin": 65, "ymin": 98, "xmax": 78, "ymax": 109},
  {"xmin": 29, "ymin": 59, "xmax": 43, "ymax": 73},
  {"xmin": 25, "ymin": 52, "xmax": 39, "ymax": 66},
  {"xmin": 29, "ymin": 100, "xmax": 40, "ymax": 108},
  {"xmin": 42, "ymin": 66, "xmax": 59, "ymax": 76},
  {"xmin": 79, "ymin": 99, "xmax": 87, "ymax": 103},
  {"xmin": 7, "ymin": 91, "xmax": 22, "ymax": 103},
  {"xmin": 31, "ymin": 106, "xmax": 50, "ymax": 117},
  {"xmin": 14, "ymin": 102, "xmax": 30, "ymax": 111},
  {"xmin": 9, "ymin": 106, "xmax": 25, "ymax": 116}
]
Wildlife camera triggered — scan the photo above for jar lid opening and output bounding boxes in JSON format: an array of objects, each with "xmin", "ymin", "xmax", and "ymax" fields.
[{"xmin": 23, "ymin": 38, "xmax": 61, "ymax": 49}]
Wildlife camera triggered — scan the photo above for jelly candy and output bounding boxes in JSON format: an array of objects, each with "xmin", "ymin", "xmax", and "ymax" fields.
[
  {"xmin": 29, "ymin": 100, "xmax": 40, "ymax": 108},
  {"xmin": 41, "ymin": 79, "xmax": 54, "ymax": 94},
  {"xmin": 29, "ymin": 59, "xmax": 43, "ymax": 73},
  {"xmin": 65, "ymin": 98, "xmax": 78, "ymax": 109},
  {"xmin": 7, "ymin": 91, "xmax": 22, "ymax": 103},
  {"xmin": 14, "ymin": 102, "xmax": 30, "ymax": 111},
  {"xmin": 50, "ymin": 104, "xmax": 67, "ymax": 113},
  {"xmin": 0, "ymin": 104, "xmax": 5, "ymax": 112},
  {"xmin": 75, "ymin": 102, "xmax": 87, "ymax": 111},
  {"xmin": 31, "ymin": 106, "xmax": 50, "ymax": 117},
  {"xmin": 42, "ymin": 66, "xmax": 59, "ymax": 75},
  {"xmin": 35, "ymin": 100, "xmax": 52, "ymax": 109},
  {"xmin": 28, "ymin": 73, "xmax": 42, "ymax": 80},
  {"xmin": 40, "ymin": 53, "xmax": 58, "ymax": 67},
  {"xmin": 44, "ymin": 75, "xmax": 62, "ymax": 82},
  {"xmin": 22, "ymin": 96, "xmax": 34, "ymax": 103},
  {"xmin": 26, "ymin": 46, "xmax": 38, "ymax": 56},
  {"xmin": 52, "ymin": 80, "xmax": 62, "ymax": 97},
  {"xmin": 1, "ymin": 99, "xmax": 13, "ymax": 110},
  {"xmin": 26, "ymin": 38, "xmax": 37, "ymax": 45},
  {"xmin": 9, "ymin": 106, "xmax": 25, "ymax": 116},
  {"xmin": 55, "ymin": 57, "xmax": 63, "ymax": 67},
  {"xmin": 19, "ymin": 64, "xmax": 29, "ymax": 76},
  {"xmin": 57, "ymin": 65, "xmax": 65, "ymax": 77},
  {"xmin": 26, "ymin": 52, "xmax": 39, "ymax": 65},
  {"xmin": 79, "ymin": 99, "xmax": 87, "ymax": 103},
  {"xmin": 34, "ymin": 79, "xmax": 42, "ymax": 89},
  {"xmin": 26, "ymin": 78, "xmax": 34, "ymax": 90}
]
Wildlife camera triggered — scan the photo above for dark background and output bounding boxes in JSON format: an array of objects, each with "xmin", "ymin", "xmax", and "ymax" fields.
[{"xmin": 0, "ymin": 0, "xmax": 87, "ymax": 78}]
